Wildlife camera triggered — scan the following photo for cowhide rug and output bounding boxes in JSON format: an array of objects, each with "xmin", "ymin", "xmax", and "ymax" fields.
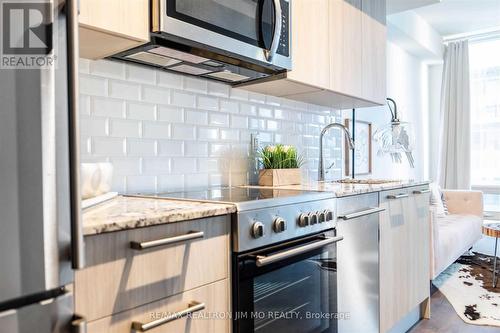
[{"xmin": 433, "ymin": 252, "xmax": 500, "ymax": 327}]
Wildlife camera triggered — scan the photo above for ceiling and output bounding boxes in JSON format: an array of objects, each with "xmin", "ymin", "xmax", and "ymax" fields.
[
  {"xmin": 387, "ymin": 0, "xmax": 440, "ymax": 15},
  {"xmin": 411, "ymin": 0, "xmax": 500, "ymax": 36}
]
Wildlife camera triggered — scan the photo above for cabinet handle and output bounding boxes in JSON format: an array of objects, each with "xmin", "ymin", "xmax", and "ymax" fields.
[
  {"xmin": 338, "ymin": 207, "xmax": 385, "ymax": 220},
  {"xmin": 71, "ymin": 315, "xmax": 87, "ymax": 333},
  {"xmin": 387, "ymin": 194, "xmax": 409, "ymax": 200},
  {"xmin": 66, "ymin": 0, "xmax": 85, "ymax": 269},
  {"xmin": 131, "ymin": 301, "xmax": 205, "ymax": 331},
  {"xmin": 130, "ymin": 231, "xmax": 204, "ymax": 250},
  {"xmin": 413, "ymin": 189, "xmax": 431, "ymax": 195}
]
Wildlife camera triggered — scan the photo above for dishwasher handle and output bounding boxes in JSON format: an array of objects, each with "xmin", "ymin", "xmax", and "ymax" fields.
[{"xmin": 338, "ymin": 207, "xmax": 385, "ymax": 220}]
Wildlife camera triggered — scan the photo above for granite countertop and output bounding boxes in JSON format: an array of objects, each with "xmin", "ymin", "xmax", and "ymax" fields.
[
  {"xmin": 244, "ymin": 180, "xmax": 431, "ymax": 197},
  {"xmin": 82, "ymin": 196, "xmax": 236, "ymax": 236}
]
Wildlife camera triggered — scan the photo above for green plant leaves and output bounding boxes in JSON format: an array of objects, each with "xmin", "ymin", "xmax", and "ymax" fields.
[{"xmin": 257, "ymin": 144, "xmax": 305, "ymax": 169}]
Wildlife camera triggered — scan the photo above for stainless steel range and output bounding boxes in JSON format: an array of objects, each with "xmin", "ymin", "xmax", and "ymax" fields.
[{"xmin": 150, "ymin": 187, "xmax": 343, "ymax": 333}]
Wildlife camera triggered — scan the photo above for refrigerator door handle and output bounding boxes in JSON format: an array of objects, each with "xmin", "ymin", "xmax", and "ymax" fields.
[
  {"xmin": 66, "ymin": 0, "xmax": 85, "ymax": 269},
  {"xmin": 71, "ymin": 315, "xmax": 87, "ymax": 333}
]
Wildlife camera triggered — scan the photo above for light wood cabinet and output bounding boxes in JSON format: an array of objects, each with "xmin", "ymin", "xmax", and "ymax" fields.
[
  {"xmin": 379, "ymin": 186, "xmax": 430, "ymax": 333},
  {"xmin": 241, "ymin": 0, "xmax": 387, "ymax": 109},
  {"xmin": 75, "ymin": 215, "xmax": 231, "ymax": 323},
  {"xmin": 87, "ymin": 279, "xmax": 230, "ymax": 333},
  {"xmin": 79, "ymin": 0, "xmax": 149, "ymax": 59}
]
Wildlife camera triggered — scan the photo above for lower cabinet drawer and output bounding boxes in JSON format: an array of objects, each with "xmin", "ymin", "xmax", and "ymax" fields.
[
  {"xmin": 87, "ymin": 279, "xmax": 230, "ymax": 333},
  {"xmin": 75, "ymin": 216, "xmax": 230, "ymax": 321}
]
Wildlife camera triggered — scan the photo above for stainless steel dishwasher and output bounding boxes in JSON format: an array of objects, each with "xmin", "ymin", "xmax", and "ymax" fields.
[{"xmin": 336, "ymin": 193, "xmax": 384, "ymax": 333}]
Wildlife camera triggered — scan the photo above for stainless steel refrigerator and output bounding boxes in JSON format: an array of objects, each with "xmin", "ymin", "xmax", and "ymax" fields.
[{"xmin": 0, "ymin": 0, "xmax": 85, "ymax": 332}]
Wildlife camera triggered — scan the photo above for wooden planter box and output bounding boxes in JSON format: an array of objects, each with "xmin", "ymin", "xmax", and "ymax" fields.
[{"xmin": 258, "ymin": 168, "xmax": 302, "ymax": 187}]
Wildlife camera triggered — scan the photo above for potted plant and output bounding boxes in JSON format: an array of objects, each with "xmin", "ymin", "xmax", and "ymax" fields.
[{"xmin": 258, "ymin": 144, "xmax": 304, "ymax": 186}]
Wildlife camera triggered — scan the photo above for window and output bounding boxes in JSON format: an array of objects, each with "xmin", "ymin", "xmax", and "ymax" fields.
[{"xmin": 469, "ymin": 37, "xmax": 500, "ymax": 215}]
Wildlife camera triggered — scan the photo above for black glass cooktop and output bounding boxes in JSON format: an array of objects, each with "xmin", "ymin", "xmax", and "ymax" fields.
[{"xmin": 136, "ymin": 187, "xmax": 332, "ymax": 211}]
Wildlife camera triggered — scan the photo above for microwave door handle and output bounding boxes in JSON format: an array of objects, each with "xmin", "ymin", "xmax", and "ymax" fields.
[
  {"xmin": 67, "ymin": 0, "xmax": 85, "ymax": 269},
  {"xmin": 264, "ymin": 0, "xmax": 282, "ymax": 62}
]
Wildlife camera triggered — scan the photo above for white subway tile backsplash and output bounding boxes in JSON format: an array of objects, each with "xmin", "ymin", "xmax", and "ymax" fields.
[
  {"xmin": 142, "ymin": 86, "xmax": 170, "ymax": 105},
  {"xmin": 157, "ymin": 106, "xmax": 184, "ymax": 123},
  {"xmin": 183, "ymin": 76, "xmax": 207, "ymax": 93},
  {"xmin": 127, "ymin": 102, "xmax": 156, "ymax": 120},
  {"xmin": 80, "ymin": 117, "xmax": 108, "ymax": 136},
  {"xmin": 220, "ymin": 99, "xmax": 239, "ymax": 114},
  {"xmin": 239, "ymin": 103, "xmax": 257, "ymax": 116},
  {"xmin": 158, "ymin": 140, "xmax": 184, "ymax": 156},
  {"xmin": 209, "ymin": 113, "xmax": 229, "ymax": 127},
  {"xmin": 89, "ymin": 60, "xmax": 125, "ymax": 79},
  {"xmin": 92, "ymin": 137, "xmax": 125, "ymax": 156},
  {"xmin": 220, "ymin": 129, "xmax": 239, "ymax": 141},
  {"xmin": 207, "ymin": 81, "xmax": 229, "ymax": 97},
  {"xmin": 109, "ymin": 119, "xmax": 140, "ymax": 138},
  {"xmin": 126, "ymin": 64, "xmax": 156, "ymax": 84},
  {"xmin": 171, "ymin": 124, "xmax": 196, "ymax": 140},
  {"xmin": 80, "ymin": 59, "xmax": 341, "ymax": 193},
  {"xmin": 92, "ymin": 98, "xmax": 125, "ymax": 118},
  {"xmin": 197, "ymin": 95, "xmax": 219, "ymax": 111},
  {"xmin": 171, "ymin": 90, "xmax": 196, "ymax": 108},
  {"xmin": 230, "ymin": 115, "xmax": 248, "ymax": 129},
  {"xmin": 158, "ymin": 174, "xmax": 185, "ymax": 192},
  {"xmin": 127, "ymin": 139, "xmax": 156, "ymax": 157},
  {"xmin": 142, "ymin": 158, "xmax": 171, "ymax": 175},
  {"xmin": 126, "ymin": 175, "xmax": 156, "ymax": 193},
  {"xmin": 185, "ymin": 109, "xmax": 208, "ymax": 125},
  {"xmin": 185, "ymin": 142, "xmax": 208, "ymax": 157},
  {"xmin": 157, "ymin": 71, "xmax": 183, "ymax": 89},
  {"xmin": 172, "ymin": 158, "xmax": 197, "ymax": 174},
  {"xmin": 109, "ymin": 157, "xmax": 141, "ymax": 176},
  {"xmin": 142, "ymin": 121, "xmax": 170, "ymax": 139},
  {"xmin": 80, "ymin": 75, "xmax": 107, "ymax": 96},
  {"xmin": 184, "ymin": 173, "xmax": 209, "ymax": 188},
  {"xmin": 198, "ymin": 127, "xmax": 219, "ymax": 141}
]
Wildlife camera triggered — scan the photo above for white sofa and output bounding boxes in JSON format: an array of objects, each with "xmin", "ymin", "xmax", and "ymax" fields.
[{"xmin": 430, "ymin": 190, "xmax": 484, "ymax": 279}]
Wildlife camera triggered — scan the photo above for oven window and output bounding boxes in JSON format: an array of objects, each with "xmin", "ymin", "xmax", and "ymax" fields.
[
  {"xmin": 236, "ymin": 237, "xmax": 338, "ymax": 333},
  {"xmin": 167, "ymin": 0, "xmax": 264, "ymax": 47}
]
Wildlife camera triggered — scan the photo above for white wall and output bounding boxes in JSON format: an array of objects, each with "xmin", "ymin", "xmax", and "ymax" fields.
[
  {"xmin": 79, "ymin": 59, "xmax": 342, "ymax": 193},
  {"xmin": 346, "ymin": 41, "xmax": 429, "ymax": 181}
]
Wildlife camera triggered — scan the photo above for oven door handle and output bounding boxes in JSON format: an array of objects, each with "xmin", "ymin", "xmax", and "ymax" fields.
[{"xmin": 255, "ymin": 236, "xmax": 343, "ymax": 267}]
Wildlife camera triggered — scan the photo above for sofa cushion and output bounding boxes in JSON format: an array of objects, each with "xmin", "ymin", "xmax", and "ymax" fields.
[
  {"xmin": 433, "ymin": 214, "xmax": 483, "ymax": 279},
  {"xmin": 430, "ymin": 183, "xmax": 446, "ymax": 217}
]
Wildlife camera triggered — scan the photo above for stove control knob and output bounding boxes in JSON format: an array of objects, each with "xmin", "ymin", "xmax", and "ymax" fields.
[
  {"xmin": 251, "ymin": 221, "xmax": 265, "ymax": 239},
  {"xmin": 273, "ymin": 217, "xmax": 287, "ymax": 233},
  {"xmin": 309, "ymin": 212, "xmax": 319, "ymax": 225},
  {"xmin": 298, "ymin": 213, "xmax": 310, "ymax": 227},
  {"xmin": 324, "ymin": 209, "xmax": 334, "ymax": 222},
  {"xmin": 318, "ymin": 211, "xmax": 327, "ymax": 223}
]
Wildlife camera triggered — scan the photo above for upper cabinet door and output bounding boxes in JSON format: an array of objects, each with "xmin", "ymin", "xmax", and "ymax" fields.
[
  {"xmin": 79, "ymin": 0, "xmax": 150, "ymax": 59},
  {"xmin": 361, "ymin": 0, "xmax": 387, "ymax": 104},
  {"xmin": 330, "ymin": 0, "xmax": 363, "ymax": 98},
  {"xmin": 287, "ymin": 0, "xmax": 331, "ymax": 90}
]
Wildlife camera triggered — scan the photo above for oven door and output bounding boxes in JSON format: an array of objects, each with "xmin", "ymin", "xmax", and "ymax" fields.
[
  {"xmin": 234, "ymin": 230, "xmax": 342, "ymax": 333},
  {"xmin": 155, "ymin": 0, "xmax": 291, "ymax": 70}
]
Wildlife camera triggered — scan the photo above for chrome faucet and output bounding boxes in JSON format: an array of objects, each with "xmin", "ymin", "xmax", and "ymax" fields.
[{"xmin": 318, "ymin": 123, "xmax": 355, "ymax": 181}]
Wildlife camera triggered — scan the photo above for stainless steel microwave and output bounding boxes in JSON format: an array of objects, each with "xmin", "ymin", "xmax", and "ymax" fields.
[{"xmin": 114, "ymin": 0, "xmax": 292, "ymax": 84}]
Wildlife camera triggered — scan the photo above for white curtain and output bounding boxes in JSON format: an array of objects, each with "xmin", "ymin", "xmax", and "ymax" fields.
[{"xmin": 437, "ymin": 40, "xmax": 471, "ymax": 189}]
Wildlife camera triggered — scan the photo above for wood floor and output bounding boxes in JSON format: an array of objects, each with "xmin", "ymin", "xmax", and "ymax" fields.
[{"xmin": 409, "ymin": 290, "xmax": 499, "ymax": 333}]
